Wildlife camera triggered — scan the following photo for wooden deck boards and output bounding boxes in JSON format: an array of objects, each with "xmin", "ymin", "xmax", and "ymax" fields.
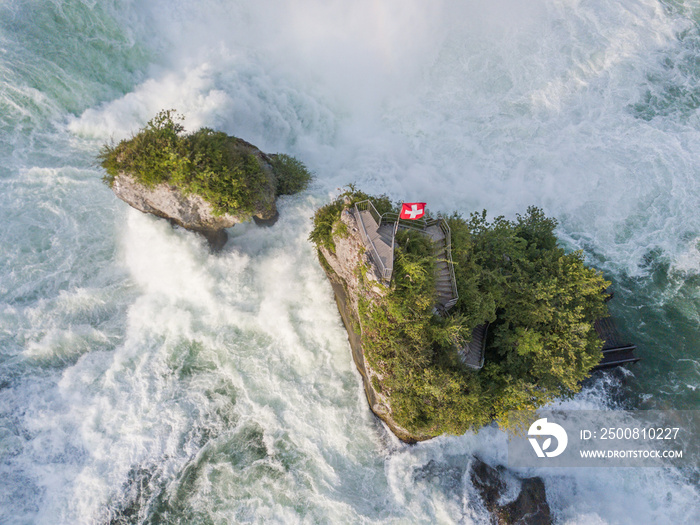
[
  {"xmin": 425, "ymin": 224, "xmax": 445, "ymax": 243},
  {"xmin": 594, "ymin": 317, "xmax": 627, "ymax": 350},
  {"xmin": 593, "ymin": 316, "xmax": 640, "ymax": 370}
]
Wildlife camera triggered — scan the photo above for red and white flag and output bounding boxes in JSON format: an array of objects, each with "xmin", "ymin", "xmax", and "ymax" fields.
[{"xmin": 400, "ymin": 202, "xmax": 427, "ymax": 220}]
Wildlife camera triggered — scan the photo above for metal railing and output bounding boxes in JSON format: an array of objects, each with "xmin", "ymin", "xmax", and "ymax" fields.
[
  {"xmin": 437, "ymin": 216, "xmax": 459, "ymax": 311},
  {"xmin": 352, "ymin": 201, "xmax": 459, "ymax": 311},
  {"xmin": 382, "ymin": 212, "xmax": 427, "ymax": 232},
  {"xmin": 393, "ymin": 214, "xmax": 458, "ymax": 312},
  {"xmin": 353, "ymin": 200, "xmax": 393, "ymax": 282}
]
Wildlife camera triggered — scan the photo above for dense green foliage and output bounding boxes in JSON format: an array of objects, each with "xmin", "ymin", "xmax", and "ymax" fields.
[
  {"xmin": 449, "ymin": 209, "xmax": 609, "ymax": 420},
  {"xmin": 310, "ymin": 190, "xmax": 610, "ymax": 436},
  {"xmin": 271, "ymin": 154, "xmax": 313, "ymax": 195},
  {"xmin": 99, "ymin": 110, "xmax": 311, "ymax": 216}
]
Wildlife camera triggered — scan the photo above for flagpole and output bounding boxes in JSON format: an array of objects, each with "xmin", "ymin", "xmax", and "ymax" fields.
[{"xmin": 395, "ymin": 201, "xmax": 402, "ymax": 236}]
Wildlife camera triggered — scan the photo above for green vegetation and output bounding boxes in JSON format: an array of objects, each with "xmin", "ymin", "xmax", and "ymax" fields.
[
  {"xmin": 271, "ymin": 154, "xmax": 313, "ymax": 195},
  {"xmin": 310, "ymin": 189, "xmax": 609, "ymax": 436},
  {"xmin": 99, "ymin": 110, "xmax": 312, "ymax": 216},
  {"xmin": 308, "ymin": 186, "xmax": 392, "ymax": 253}
]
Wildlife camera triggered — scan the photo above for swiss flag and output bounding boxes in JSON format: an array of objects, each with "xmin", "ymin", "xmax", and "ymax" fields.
[{"xmin": 400, "ymin": 202, "xmax": 427, "ymax": 220}]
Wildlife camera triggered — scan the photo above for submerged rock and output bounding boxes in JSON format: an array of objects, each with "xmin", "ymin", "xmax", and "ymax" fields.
[{"xmin": 470, "ymin": 457, "xmax": 551, "ymax": 525}]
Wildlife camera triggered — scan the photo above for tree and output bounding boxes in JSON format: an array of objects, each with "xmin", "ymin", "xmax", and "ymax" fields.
[{"xmin": 451, "ymin": 206, "xmax": 609, "ymax": 423}]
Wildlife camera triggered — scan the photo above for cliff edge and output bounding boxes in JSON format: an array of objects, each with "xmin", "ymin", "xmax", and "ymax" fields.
[{"xmin": 318, "ymin": 208, "xmax": 434, "ymax": 443}]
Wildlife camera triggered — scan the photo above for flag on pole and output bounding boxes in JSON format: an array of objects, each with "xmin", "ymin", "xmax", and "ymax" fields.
[{"xmin": 400, "ymin": 202, "xmax": 427, "ymax": 220}]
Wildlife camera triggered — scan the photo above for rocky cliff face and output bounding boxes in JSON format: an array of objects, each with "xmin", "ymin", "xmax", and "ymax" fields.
[
  {"xmin": 319, "ymin": 209, "xmax": 435, "ymax": 443},
  {"xmin": 111, "ymin": 137, "xmax": 278, "ymax": 251}
]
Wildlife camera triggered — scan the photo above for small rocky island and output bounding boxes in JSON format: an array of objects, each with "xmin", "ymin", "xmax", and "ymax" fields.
[
  {"xmin": 310, "ymin": 189, "xmax": 614, "ymax": 442},
  {"xmin": 100, "ymin": 110, "xmax": 311, "ymax": 250}
]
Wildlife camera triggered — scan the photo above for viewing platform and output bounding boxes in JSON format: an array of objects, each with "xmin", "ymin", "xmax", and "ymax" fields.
[
  {"xmin": 352, "ymin": 200, "xmax": 458, "ymax": 312},
  {"xmin": 354, "ymin": 206, "xmax": 395, "ymax": 282},
  {"xmin": 592, "ymin": 316, "xmax": 640, "ymax": 370}
]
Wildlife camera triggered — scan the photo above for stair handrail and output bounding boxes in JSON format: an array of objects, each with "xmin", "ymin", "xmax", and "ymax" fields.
[
  {"xmin": 436, "ymin": 216, "xmax": 459, "ymax": 311},
  {"xmin": 353, "ymin": 202, "xmax": 458, "ymax": 308},
  {"xmin": 353, "ymin": 201, "xmax": 393, "ymax": 282},
  {"xmin": 381, "ymin": 212, "xmax": 428, "ymax": 232}
]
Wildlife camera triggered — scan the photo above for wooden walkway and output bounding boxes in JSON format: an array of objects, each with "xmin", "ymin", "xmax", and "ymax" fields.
[
  {"xmin": 354, "ymin": 202, "xmax": 459, "ymax": 312},
  {"xmin": 355, "ymin": 209, "xmax": 394, "ymax": 280},
  {"xmin": 457, "ymin": 315, "xmax": 640, "ymax": 372},
  {"xmin": 425, "ymin": 224, "xmax": 457, "ymax": 312}
]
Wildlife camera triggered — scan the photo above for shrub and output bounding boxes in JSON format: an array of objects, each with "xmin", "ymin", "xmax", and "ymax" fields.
[
  {"xmin": 308, "ymin": 186, "xmax": 393, "ymax": 253},
  {"xmin": 270, "ymin": 154, "xmax": 313, "ymax": 195}
]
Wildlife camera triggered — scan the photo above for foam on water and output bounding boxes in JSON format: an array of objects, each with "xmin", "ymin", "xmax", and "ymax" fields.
[
  {"xmin": 71, "ymin": 0, "xmax": 700, "ymax": 277},
  {"xmin": 1, "ymin": 0, "xmax": 700, "ymax": 523}
]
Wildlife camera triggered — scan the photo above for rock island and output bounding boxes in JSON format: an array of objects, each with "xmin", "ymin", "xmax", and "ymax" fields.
[
  {"xmin": 100, "ymin": 110, "xmax": 311, "ymax": 250},
  {"xmin": 310, "ymin": 189, "xmax": 619, "ymax": 443}
]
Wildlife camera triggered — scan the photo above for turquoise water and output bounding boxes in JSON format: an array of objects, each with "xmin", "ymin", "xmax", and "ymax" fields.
[{"xmin": 0, "ymin": 0, "xmax": 699, "ymax": 523}]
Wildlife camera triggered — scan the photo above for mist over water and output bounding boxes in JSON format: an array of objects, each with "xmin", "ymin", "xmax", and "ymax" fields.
[{"xmin": 1, "ymin": 0, "xmax": 699, "ymax": 523}]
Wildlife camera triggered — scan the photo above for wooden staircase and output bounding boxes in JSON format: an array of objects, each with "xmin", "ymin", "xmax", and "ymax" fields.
[{"xmin": 354, "ymin": 200, "xmax": 458, "ymax": 311}]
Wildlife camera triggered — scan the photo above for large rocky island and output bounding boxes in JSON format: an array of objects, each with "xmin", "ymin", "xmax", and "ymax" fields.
[
  {"xmin": 310, "ymin": 189, "xmax": 611, "ymax": 442},
  {"xmin": 310, "ymin": 189, "xmax": 616, "ymax": 524},
  {"xmin": 100, "ymin": 110, "xmax": 311, "ymax": 249}
]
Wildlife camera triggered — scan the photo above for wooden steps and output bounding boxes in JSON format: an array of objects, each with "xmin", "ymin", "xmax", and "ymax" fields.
[{"xmin": 430, "ymin": 231, "xmax": 457, "ymax": 312}]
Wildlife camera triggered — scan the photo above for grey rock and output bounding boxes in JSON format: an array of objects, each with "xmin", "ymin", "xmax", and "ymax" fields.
[
  {"xmin": 470, "ymin": 457, "xmax": 552, "ymax": 525},
  {"xmin": 319, "ymin": 209, "xmax": 434, "ymax": 443}
]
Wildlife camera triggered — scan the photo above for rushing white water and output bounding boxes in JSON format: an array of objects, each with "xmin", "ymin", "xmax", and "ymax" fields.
[{"xmin": 1, "ymin": 0, "xmax": 699, "ymax": 523}]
